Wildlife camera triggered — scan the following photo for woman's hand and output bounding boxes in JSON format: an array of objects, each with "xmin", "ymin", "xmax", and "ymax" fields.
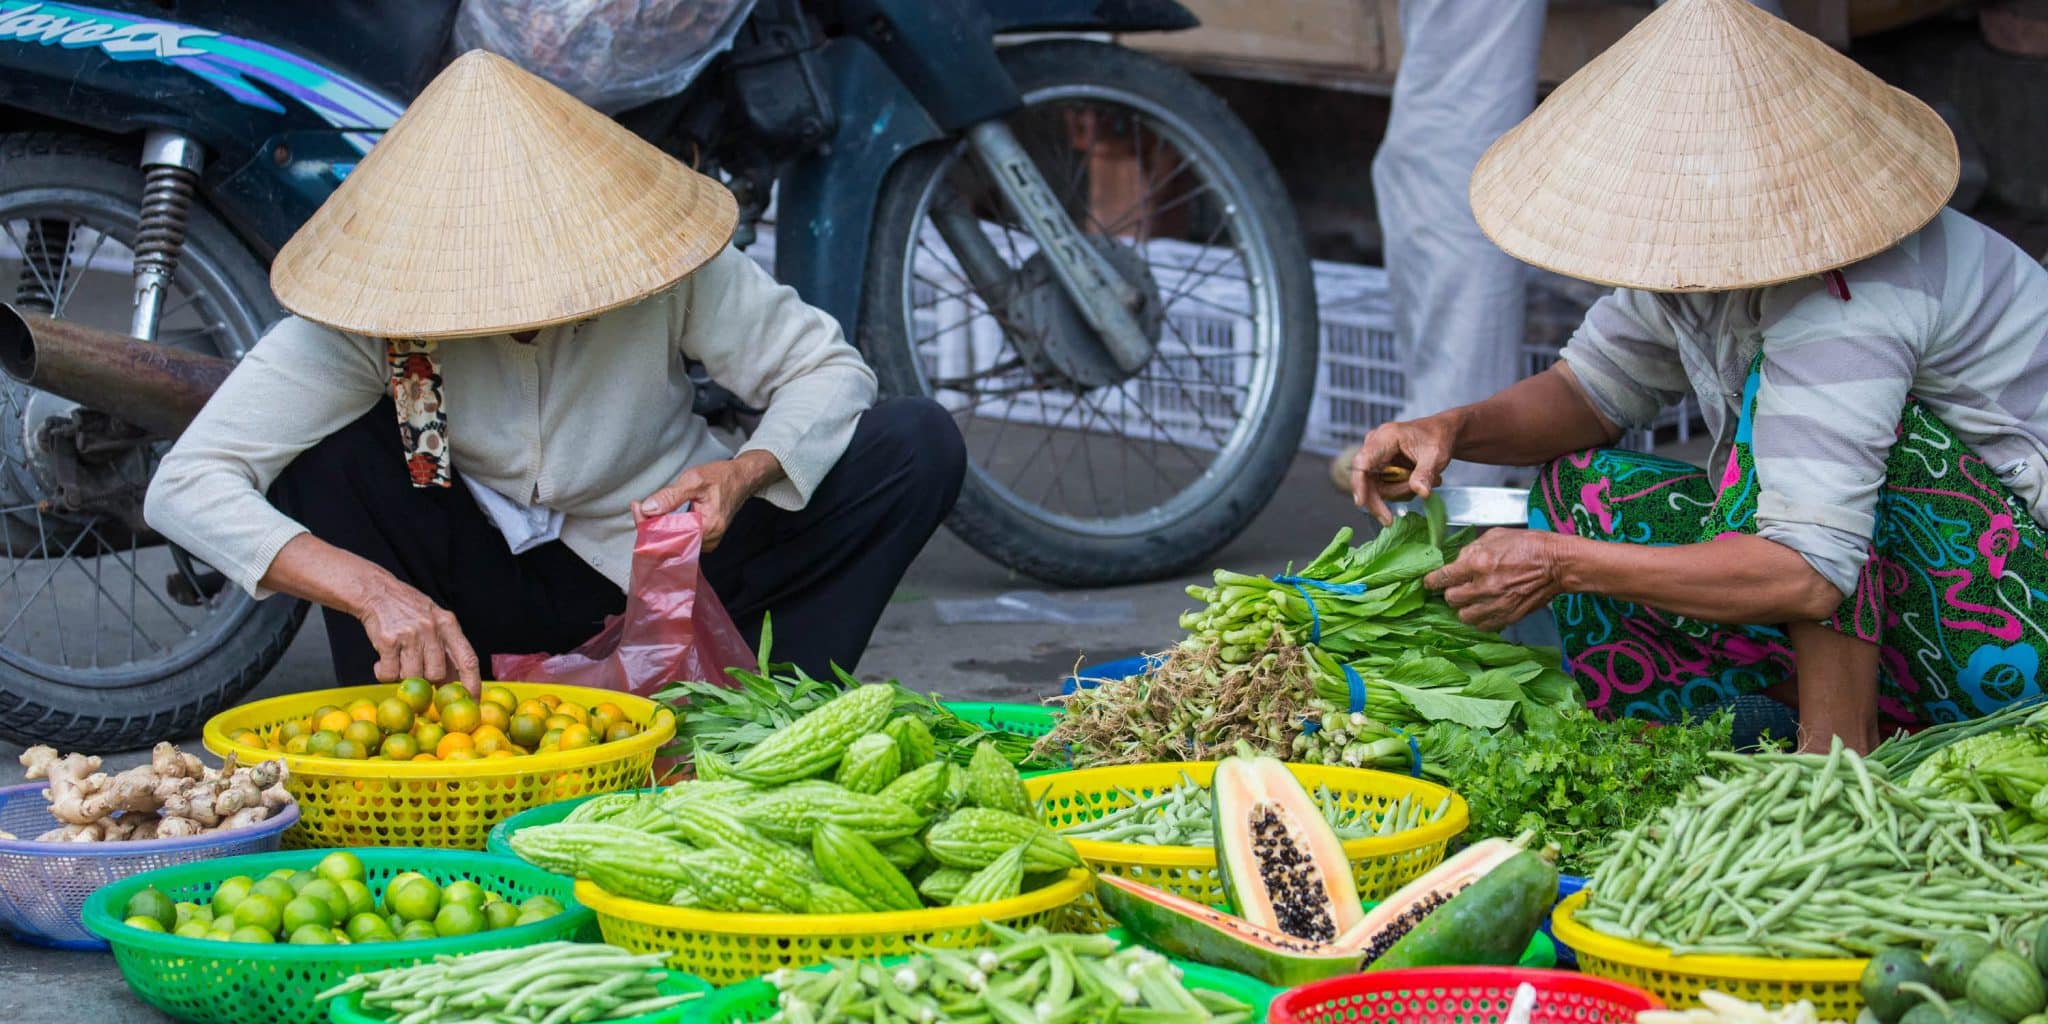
[
  {"xmin": 635, "ymin": 450, "xmax": 783, "ymax": 551},
  {"xmin": 1352, "ymin": 414, "xmax": 1461, "ymax": 525},
  {"xmin": 1424, "ymin": 528, "xmax": 1572, "ymax": 631},
  {"xmin": 352, "ymin": 575, "xmax": 481, "ymax": 691}
]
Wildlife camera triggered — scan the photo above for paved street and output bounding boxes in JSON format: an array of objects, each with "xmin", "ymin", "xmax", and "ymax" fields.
[{"xmin": 0, "ymin": 448, "xmax": 1405, "ymax": 1023}]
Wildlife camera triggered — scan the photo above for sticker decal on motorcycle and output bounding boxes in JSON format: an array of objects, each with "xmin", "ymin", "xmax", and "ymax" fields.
[{"xmin": 0, "ymin": 1, "xmax": 402, "ymax": 153}]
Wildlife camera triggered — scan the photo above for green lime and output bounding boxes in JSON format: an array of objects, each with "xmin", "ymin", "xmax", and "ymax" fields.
[
  {"xmin": 210, "ymin": 876, "xmax": 254, "ymax": 916},
  {"xmin": 285, "ymin": 871, "xmax": 317, "ymax": 894},
  {"xmin": 173, "ymin": 921, "xmax": 209, "ymax": 939},
  {"xmin": 232, "ymin": 893, "xmax": 282, "ymax": 936},
  {"xmin": 122, "ymin": 915, "xmax": 167, "ymax": 933},
  {"xmin": 518, "ymin": 894, "xmax": 564, "ymax": 917},
  {"xmin": 338, "ymin": 879, "xmax": 376, "ymax": 919},
  {"xmin": 482, "ymin": 901, "xmax": 520, "ymax": 931},
  {"xmin": 123, "ymin": 887, "xmax": 177, "ymax": 932},
  {"xmin": 316, "ymin": 850, "xmax": 366, "ymax": 885},
  {"xmin": 344, "ymin": 913, "xmax": 392, "ymax": 943},
  {"xmin": 397, "ymin": 920, "xmax": 440, "ymax": 942},
  {"xmin": 330, "ymin": 928, "xmax": 352, "ymax": 944},
  {"xmin": 206, "ymin": 918, "xmax": 237, "ymax": 940},
  {"xmin": 440, "ymin": 880, "xmax": 486, "ymax": 914},
  {"xmin": 432, "ymin": 903, "xmax": 485, "ymax": 938},
  {"xmin": 251, "ymin": 877, "xmax": 295, "ymax": 909},
  {"xmin": 228, "ymin": 925, "xmax": 277, "ymax": 944},
  {"xmin": 281, "ymin": 895, "xmax": 332, "ymax": 933},
  {"xmin": 266, "ymin": 868, "xmax": 297, "ymax": 881},
  {"xmin": 173, "ymin": 901, "xmax": 210, "ymax": 928},
  {"xmin": 387, "ymin": 877, "xmax": 441, "ymax": 923},
  {"xmin": 298, "ymin": 879, "xmax": 349, "ymax": 922},
  {"xmin": 513, "ymin": 910, "xmax": 550, "ymax": 927},
  {"xmin": 287, "ymin": 924, "xmax": 336, "ymax": 945}
]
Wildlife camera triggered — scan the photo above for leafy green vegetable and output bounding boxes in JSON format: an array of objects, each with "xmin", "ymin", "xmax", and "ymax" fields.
[
  {"xmin": 656, "ymin": 621, "xmax": 1049, "ymax": 772},
  {"xmin": 1419, "ymin": 709, "xmax": 1736, "ymax": 876}
]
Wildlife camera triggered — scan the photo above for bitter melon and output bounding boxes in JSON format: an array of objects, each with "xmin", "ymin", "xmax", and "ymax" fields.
[
  {"xmin": 917, "ymin": 867, "xmax": 974, "ymax": 904},
  {"xmin": 731, "ymin": 780, "xmax": 925, "ymax": 843},
  {"xmin": 951, "ymin": 841, "xmax": 1028, "ymax": 906},
  {"xmin": 814, "ymin": 823, "xmax": 922, "ymax": 912},
  {"xmin": 657, "ymin": 799, "xmax": 817, "ymax": 880},
  {"xmin": 876, "ymin": 837, "xmax": 926, "ymax": 871},
  {"xmin": 809, "ymin": 884, "xmax": 872, "ymax": 915},
  {"xmin": 924, "ymin": 808, "xmax": 1081, "ymax": 873},
  {"xmin": 965, "ymin": 742, "xmax": 1032, "ymax": 816},
  {"xmin": 730, "ymin": 683, "xmax": 896, "ymax": 784},
  {"xmin": 883, "ymin": 715, "xmax": 936, "ymax": 767},
  {"xmin": 833, "ymin": 733, "xmax": 902, "ymax": 794},
  {"xmin": 509, "ymin": 823, "xmax": 688, "ymax": 876},
  {"xmin": 676, "ymin": 848, "xmax": 813, "ymax": 913},
  {"xmin": 878, "ymin": 762, "xmax": 949, "ymax": 814}
]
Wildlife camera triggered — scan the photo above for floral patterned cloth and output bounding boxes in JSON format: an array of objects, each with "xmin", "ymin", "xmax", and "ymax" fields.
[
  {"xmin": 386, "ymin": 339, "xmax": 449, "ymax": 488},
  {"xmin": 1530, "ymin": 355, "xmax": 2048, "ymax": 727}
]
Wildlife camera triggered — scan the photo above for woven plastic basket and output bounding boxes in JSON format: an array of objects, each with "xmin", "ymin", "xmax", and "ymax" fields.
[
  {"xmin": 944, "ymin": 700, "xmax": 1059, "ymax": 738},
  {"xmin": 326, "ymin": 968, "xmax": 711, "ymax": 1024},
  {"xmin": 576, "ymin": 868, "xmax": 1093, "ymax": 985},
  {"xmin": 1029, "ymin": 761, "xmax": 1467, "ymax": 928},
  {"xmin": 688, "ymin": 956, "xmax": 1277, "ymax": 1022},
  {"xmin": 1551, "ymin": 891, "xmax": 1866, "ymax": 1019},
  {"xmin": 0, "ymin": 781, "xmax": 299, "ymax": 949},
  {"xmin": 79, "ymin": 847, "xmax": 592, "ymax": 1024},
  {"xmin": 1268, "ymin": 967, "xmax": 1663, "ymax": 1024},
  {"xmin": 485, "ymin": 788, "xmax": 659, "ymax": 859},
  {"xmin": 202, "ymin": 683, "xmax": 675, "ymax": 849}
]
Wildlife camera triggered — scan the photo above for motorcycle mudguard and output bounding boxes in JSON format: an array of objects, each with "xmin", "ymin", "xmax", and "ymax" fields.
[
  {"xmin": 773, "ymin": 36, "xmax": 942, "ymax": 334},
  {"xmin": 982, "ymin": 0, "xmax": 1198, "ymax": 34},
  {"xmin": 837, "ymin": 0, "xmax": 1019, "ymax": 132}
]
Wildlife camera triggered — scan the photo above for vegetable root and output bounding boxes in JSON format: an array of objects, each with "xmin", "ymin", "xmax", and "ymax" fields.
[{"xmin": 16, "ymin": 743, "xmax": 293, "ymax": 842}]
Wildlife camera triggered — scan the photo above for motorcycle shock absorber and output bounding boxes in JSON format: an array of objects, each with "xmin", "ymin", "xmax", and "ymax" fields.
[{"xmin": 129, "ymin": 130, "xmax": 205, "ymax": 342}]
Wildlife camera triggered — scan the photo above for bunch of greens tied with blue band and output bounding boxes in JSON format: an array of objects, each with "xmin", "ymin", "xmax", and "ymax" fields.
[{"xmin": 1036, "ymin": 498, "xmax": 1580, "ymax": 773}]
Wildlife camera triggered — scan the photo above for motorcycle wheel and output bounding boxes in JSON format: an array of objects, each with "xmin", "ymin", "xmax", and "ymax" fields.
[
  {"xmin": 860, "ymin": 40, "xmax": 1317, "ymax": 586},
  {"xmin": 0, "ymin": 132, "xmax": 304, "ymax": 749}
]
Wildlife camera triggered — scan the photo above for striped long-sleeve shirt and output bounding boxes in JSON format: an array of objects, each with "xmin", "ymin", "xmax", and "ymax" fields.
[{"xmin": 1559, "ymin": 208, "xmax": 2048, "ymax": 596}]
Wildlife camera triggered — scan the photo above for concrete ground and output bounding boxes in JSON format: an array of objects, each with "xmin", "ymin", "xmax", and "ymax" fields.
[{"xmin": 0, "ymin": 448, "xmax": 1398, "ymax": 1022}]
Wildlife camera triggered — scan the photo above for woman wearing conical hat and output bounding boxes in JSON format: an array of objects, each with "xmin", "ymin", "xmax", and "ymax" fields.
[
  {"xmin": 143, "ymin": 52, "xmax": 964, "ymax": 690},
  {"xmin": 1351, "ymin": 0, "xmax": 2048, "ymax": 751}
]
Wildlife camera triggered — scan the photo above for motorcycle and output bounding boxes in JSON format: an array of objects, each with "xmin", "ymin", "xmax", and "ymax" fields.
[{"xmin": 0, "ymin": 0, "xmax": 1315, "ymax": 748}]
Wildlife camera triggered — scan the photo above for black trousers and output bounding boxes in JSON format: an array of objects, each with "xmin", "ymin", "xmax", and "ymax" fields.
[{"xmin": 272, "ymin": 397, "xmax": 964, "ymax": 683}]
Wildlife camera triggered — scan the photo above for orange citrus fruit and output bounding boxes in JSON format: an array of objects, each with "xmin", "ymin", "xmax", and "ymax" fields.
[
  {"xmin": 396, "ymin": 678, "xmax": 434, "ymax": 713},
  {"xmin": 604, "ymin": 721, "xmax": 639, "ymax": 744},
  {"xmin": 557, "ymin": 724, "xmax": 594, "ymax": 751},
  {"xmin": 536, "ymin": 693, "xmax": 561, "ymax": 709},
  {"xmin": 378, "ymin": 733, "xmax": 420, "ymax": 760},
  {"xmin": 479, "ymin": 685, "xmax": 517, "ymax": 710},
  {"xmin": 284, "ymin": 735, "xmax": 312, "ymax": 754},
  {"xmin": 411, "ymin": 752, "xmax": 438, "ymax": 762},
  {"xmin": 435, "ymin": 733, "xmax": 474, "ymax": 759},
  {"xmin": 441, "ymin": 699, "xmax": 481, "ymax": 734},
  {"xmin": 345, "ymin": 698, "xmax": 378, "ymax": 720},
  {"xmin": 342, "ymin": 719, "xmax": 383, "ymax": 748},
  {"xmin": 434, "ymin": 682, "xmax": 469, "ymax": 710},
  {"xmin": 443, "ymin": 748, "xmax": 480, "ymax": 762},
  {"xmin": 477, "ymin": 702, "xmax": 511, "ymax": 734},
  {"xmin": 542, "ymin": 713, "xmax": 576, "ymax": 732},
  {"xmin": 508, "ymin": 715, "xmax": 546, "ymax": 750},
  {"xmin": 486, "ymin": 749, "xmax": 517, "ymax": 760},
  {"xmin": 278, "ymin": 719, "xmax": 310, "ymax": 742},
  {"xmin": 315, "ymin": 709, "xmax": 354, "ymax": 734},
  {"xmin": 513, "ymin": 699, "xmax": 549, "ymax": 720},
  {"xmin": 331, "ymin": 738, "xmax": 367, "ymax": 760},
  {"xmin": 306, "ymin": 730, "xmax": 342, "ymax": 756},
  {"xmin": 375, "ymin": 698, "xmax": 415, "ymax": 733},
  {"xmin": 412, "ymin": 721, "xmax": 445, "ymax": 751},
  {"xmin": 471, "ymin": 726, "xmax": 510, "ymax": 755}
]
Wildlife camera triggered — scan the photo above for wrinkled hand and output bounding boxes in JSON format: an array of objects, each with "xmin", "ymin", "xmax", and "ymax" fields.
[
  {"xmin": 1352, "ymin": 416, "xmax": 1459, "ymax": 525},
  {"xmin": 635, "ymin": 450, "xmax": 782, "ymax": 551},
  {"xmin": 1423, "ymin": 528, "xmax": 1571, "ymax": 632},
  {"xmin": 354, "ymin": 576, "xmax": 480, "ymax": 692}
]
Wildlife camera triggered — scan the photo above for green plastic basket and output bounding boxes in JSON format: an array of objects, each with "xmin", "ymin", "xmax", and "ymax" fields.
[
  {"xmin": 79, "ymin": 848, "xmax": 593, "ymax": 1024},
  {"xmin": 942, "ymin": 700, "xmax": 1060, "ymax": 739},
  {"xmin": 327, "ymin": 968, "xmax": 712, "ymax": 1024},
  {"xmin": 682, "ymin": 957, "xmax": 1277, "ymax": 1023}
]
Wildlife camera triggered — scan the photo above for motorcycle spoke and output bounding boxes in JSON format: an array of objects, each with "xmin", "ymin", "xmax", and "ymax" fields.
[
  {"xmin": 5, "ymin": 219, "xmax": 66, "ymax": 309},
  {"xmin": 0, "ymin": 516, "xmax": 93, "ymax": 652},
  {"xmin": 53, "ymin": 224, "xmax": 111, "ymax": 315}
]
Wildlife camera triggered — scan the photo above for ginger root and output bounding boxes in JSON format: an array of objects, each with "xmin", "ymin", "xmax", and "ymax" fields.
[{"xmin": 16, "ymin": 744, "xmax": 295, "ymax": 841}]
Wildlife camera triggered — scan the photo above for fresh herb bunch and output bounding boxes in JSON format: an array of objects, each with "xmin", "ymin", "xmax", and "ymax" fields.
[
  {"xmin": 656, "ymin": 624, "xmax": 1048, "ymax": 770},
  {"xmin": 1420, "ymin": 709, "xmax": 1736, "ymax": 876}
]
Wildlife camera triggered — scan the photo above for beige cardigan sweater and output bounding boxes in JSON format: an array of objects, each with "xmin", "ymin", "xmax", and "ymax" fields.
[{"xmin": 143, "ymin": 245, "xmax": 878, "ymax": 597}]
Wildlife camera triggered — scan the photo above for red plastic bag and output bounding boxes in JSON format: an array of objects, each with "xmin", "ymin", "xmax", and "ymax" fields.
[{"xmin": 492, "ymin": 511, "xmax": 756, "ymax": 696}]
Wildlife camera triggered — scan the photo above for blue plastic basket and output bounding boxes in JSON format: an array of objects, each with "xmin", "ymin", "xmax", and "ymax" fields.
[
  {"xmin": 1542, "ymin": 874, "xmax": 1589, "ymax": 968},
  {"xmin": 1061, "ymin": 654, "xmax": 1161, "ymax": 694},
  {"xmin": 0, "ymin": 780, "xmax": 300, "ymax": 948}
]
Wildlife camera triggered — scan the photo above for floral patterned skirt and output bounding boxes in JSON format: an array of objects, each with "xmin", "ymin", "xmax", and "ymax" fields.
[{"xmin": 1529, "ymin": 366, "xmax": 2048, "ymax": 727}]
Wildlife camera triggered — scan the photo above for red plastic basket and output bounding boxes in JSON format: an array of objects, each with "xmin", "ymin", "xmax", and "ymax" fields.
[{"xmin": 1268, "ymin": 968, "xmax": 1665, "ymax": 1024}]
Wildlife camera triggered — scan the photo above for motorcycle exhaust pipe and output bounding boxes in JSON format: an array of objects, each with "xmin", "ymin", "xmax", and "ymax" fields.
[{"xmin": 0, "ymin": 303, "xmax": 232, "ymax": 439}]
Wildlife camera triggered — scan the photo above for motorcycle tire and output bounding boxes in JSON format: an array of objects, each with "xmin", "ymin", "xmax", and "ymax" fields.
[
  {"xmin": 0, "ymin": 132, "xmax": 306, "ymax": 750},
  {"xmin": 859, "ymin": 40, "xmax": 1318, "ymax": 587}
]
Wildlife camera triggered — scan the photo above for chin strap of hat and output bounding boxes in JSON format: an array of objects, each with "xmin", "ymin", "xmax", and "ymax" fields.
[{"xmin": 387, "ymin": 338, "xmax": 450, "ymax": 488}]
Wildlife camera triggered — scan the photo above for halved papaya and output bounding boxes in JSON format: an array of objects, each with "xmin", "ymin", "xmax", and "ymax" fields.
[
  {"xmin": 1334, "ymin": 839, "xmax": 1558, "ymax": 971},
  {"xmin": 1213, "ymin": 755, "xmax": 1363, "ymax": 943},
  {"xmin": 1097, "ymin": 874, "xmax": 1359, "ymax": 986}
]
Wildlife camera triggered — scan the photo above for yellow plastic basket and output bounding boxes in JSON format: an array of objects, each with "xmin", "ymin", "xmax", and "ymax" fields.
[
  {"xmin": 1028, "ymin": 761, "xmax": 1467, "ymax": 929},
  {"xmin": 575, "ymin": 869, "xmax": 1094, "ymax": 985},
  {"xmin": 1551, "ymin": 891, "xmax": 1866, "ymax": 1019},
  {"xmin": 203, "ymin": 683, "xmax": 675, "ymax": 850}
]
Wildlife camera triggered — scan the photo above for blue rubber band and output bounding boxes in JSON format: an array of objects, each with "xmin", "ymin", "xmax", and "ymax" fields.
[
  {"xmin": 1278, "ymin": 580, "xmax": 1322, "ymax": 644},
  {"xmin": 1273, "ymin": 575, "xmax": 1370, "ymax": 646},
  {"xmin": 1339, "ymin": 664, "xmax": 1368, "ymax": 715},
  {"xmin": 1392, "ymin": 727, "xmax": 1423, "ymax": 778}
]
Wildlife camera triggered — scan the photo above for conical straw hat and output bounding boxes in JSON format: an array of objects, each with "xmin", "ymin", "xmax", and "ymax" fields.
[
  {"xmin": 1468, "ymin": 0, "xmax": 1958, "ymax": 292},
  {"xmin": 271, "ymin": 50, "xmax": 737, "ymax": 339}
]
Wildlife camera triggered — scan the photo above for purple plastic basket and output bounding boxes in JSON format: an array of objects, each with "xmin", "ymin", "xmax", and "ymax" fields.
[{"xmin": 0, "ymin": 780, "xmax": 299, "ymax": 949}]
